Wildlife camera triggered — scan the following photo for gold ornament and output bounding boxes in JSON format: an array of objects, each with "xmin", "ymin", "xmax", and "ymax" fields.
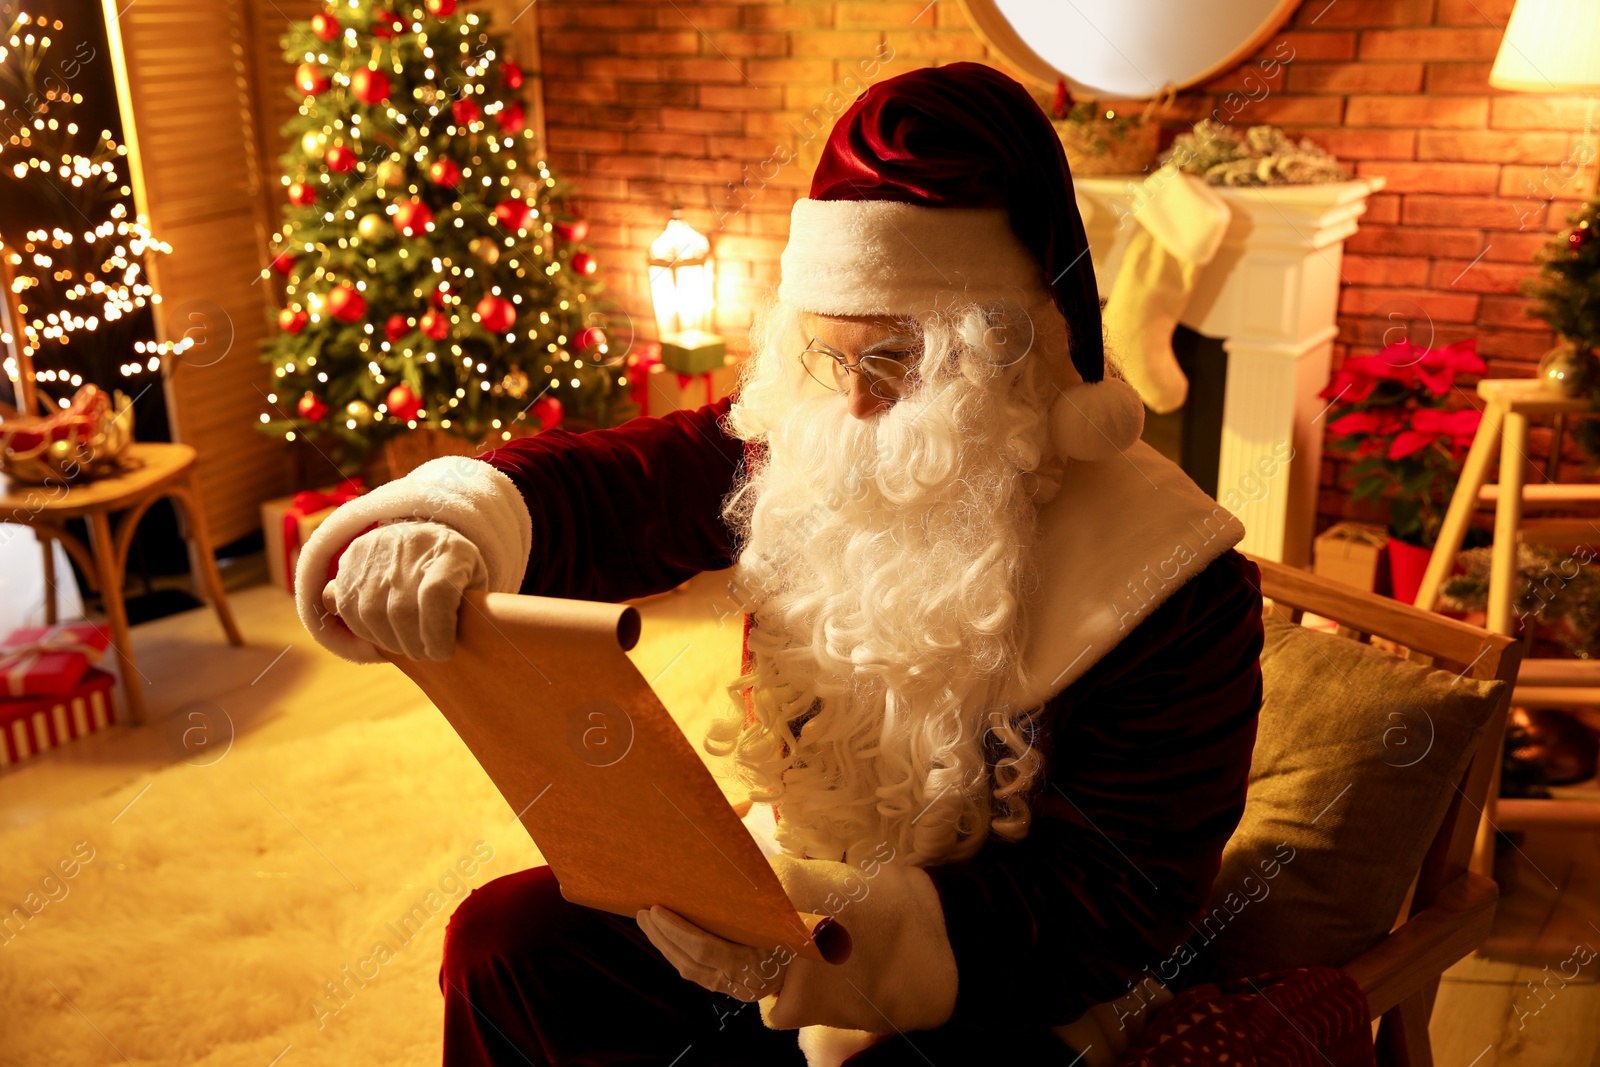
[
  {"xmin": 375, "ymin": 159, "xmax": 406, "ymax": 188},
  {"xmin": 357, "ymin": 213, "xmax": 386, "ymax": 241},
  {"xmin": 413, "ymin": 85, "xmax": 440, "ymax": 106},
  {"xmin": 345, "ymin": 399, "xmax": 373, "ymax": 426},
  {"xmin": 1538, "ymin": 340, "xmax": 1599, "ymax": 397},
  {"xmin": 501, "ymin": 367, "xmax": 529, "ymax": 399},
  {"xmin": 301, "ymin": 130, "xmax": 326, "ymax": 158},
  {"xmin": 468, "ymin": 237, "xmax": 500, "ymax": 265}
]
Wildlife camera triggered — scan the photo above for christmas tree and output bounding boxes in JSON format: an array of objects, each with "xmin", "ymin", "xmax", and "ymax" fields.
[
  {"xmin": 1527, "ymin": 196, "xmax": 1600, "ymax": 348},
  {"xmin": 1526, "ymin": 197, "xmax": 1600, "ymax": 462},
  {"xmin": 0, "ymin": 7, "xmax": 172, "ymax": 405},
  {"xmin": 258, "ymin": 0, "xmax": 619, "ymax": 471}
]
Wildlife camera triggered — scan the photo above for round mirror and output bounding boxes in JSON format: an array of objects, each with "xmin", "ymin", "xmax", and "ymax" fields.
[{"xmin": 959, "ymin": 0, "xmax": 1299, "ymax": 99}]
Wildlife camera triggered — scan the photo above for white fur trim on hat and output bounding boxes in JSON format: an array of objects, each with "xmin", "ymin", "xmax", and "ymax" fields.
[
  {"xmin": 294, "ymin": 456, "xmax": 533, "ymax": 663},
  {"xmin": 1050, "ymin": 377, "xmax": 1145, "ymax": 462},
  {"xmin": 778, "ymin": 199, "xmax": 1045, "ymax": 318}
]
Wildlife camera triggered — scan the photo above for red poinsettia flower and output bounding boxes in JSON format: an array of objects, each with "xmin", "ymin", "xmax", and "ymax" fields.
[
  {"xmin": 1387, "ymin": 407, "xmax": 1483, "ymax": 461},
  {"xmin": 1329, "ymin": 406, "xmax": 1408, "ymax": 438},
  {"xmin": 1413, "ymin": 339, "xmax": 1487, "ymax": 396},
  {"xmin": 1319, "ymin": 338, "xmax": 1486, "ymax": 403},
  {"xmin": 1052, "ymin": 78, "xmax": 1074, "ymax": 119}
]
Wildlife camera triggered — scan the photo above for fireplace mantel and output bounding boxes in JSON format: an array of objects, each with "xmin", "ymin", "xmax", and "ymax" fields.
[{"xmin": 1075, "ymin": 175, "xmax": 1385, "ymax": 568}]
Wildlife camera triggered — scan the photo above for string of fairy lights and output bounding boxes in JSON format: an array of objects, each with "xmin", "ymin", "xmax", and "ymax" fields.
[
  {"xmin": 0, "ymin": 11, "xmax": 179, "ymax": 396},
  {"xmin": 259, "ymin": 0, "xmax": 606, "ymax": 450}
]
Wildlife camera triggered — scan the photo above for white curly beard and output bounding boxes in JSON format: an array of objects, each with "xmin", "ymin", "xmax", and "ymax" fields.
[{"xmin": 706, "ymin": 294, "xmax": 1064, "ymax": 868}]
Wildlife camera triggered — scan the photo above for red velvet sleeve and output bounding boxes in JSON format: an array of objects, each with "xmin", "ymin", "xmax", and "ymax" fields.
[
  {"xmin": 922, "ymin": 547, "xmax": 1265, "ymax": 1027},
  {"xmin": 476, "ymin": 396, "xmax": 747, "ymax": 602}
]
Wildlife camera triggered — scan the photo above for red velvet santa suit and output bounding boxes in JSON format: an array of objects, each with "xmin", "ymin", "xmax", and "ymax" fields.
[
  {"xmin": 296, "ymin": 62, "xmax": 1266, "ymax": 1067},
  {"xmin": 441, "ymin": 392, "xmax": 1263, "ymax": 1064}
]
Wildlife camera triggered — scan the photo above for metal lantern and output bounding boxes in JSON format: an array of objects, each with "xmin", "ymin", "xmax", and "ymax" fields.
[{"xmin": 647, "ymin": 211, "xmax": 725, "ymax": 375}]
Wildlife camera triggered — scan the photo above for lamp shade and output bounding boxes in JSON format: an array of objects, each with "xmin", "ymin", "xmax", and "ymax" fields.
[{"xmin": 1490, "ymin": 0, "xmax": 1600, "ymax": 92}]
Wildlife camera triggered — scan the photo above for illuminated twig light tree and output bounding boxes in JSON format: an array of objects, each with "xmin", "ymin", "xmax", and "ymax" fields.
[
  {"xmin": 0, "ymin": 8, "xmax": 173, "ymax": 414},
  {"xmin": 258, "ymin": 0, "xmax": 618, "ymax": 471}
]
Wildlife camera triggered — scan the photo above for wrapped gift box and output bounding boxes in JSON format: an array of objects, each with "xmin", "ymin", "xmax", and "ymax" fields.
[
  {"xmin": 631, "ymin": 349, "xmax": 744, "ymax": 418},
  {"xmin": 1313, "ymin": 521, "xmax": 1389, "ymax": 593},
  {"xmin": 0, "ymin": 668, "xmax": 118, "ymax": 770},
  {"xmin": 261, "ymin": 478, "xmax": 366, "ymax": 594},
  {"xmin": 1, "ymin": 623, "xmax": 111, "ymax": 698}
]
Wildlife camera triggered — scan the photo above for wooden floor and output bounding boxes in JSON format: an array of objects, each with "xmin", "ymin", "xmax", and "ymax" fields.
[{"xmin": 3, "ymin": 561, "xmax": 1599, "ymax": 1063}]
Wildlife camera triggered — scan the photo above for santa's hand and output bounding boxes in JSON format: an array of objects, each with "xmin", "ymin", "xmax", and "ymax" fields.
[
  {"xmin": 760, "ymin": 853, "xmax": 958, "ymax": 1035},
  {"xmin": 635, "ymin": 906, "xmax": 791, "ymax": 1002},
  {"xmin": 293, "ymin": 456, "xmax": 532, "ymax": 664},
  {"xmin": 323, "ymin": 520, "xmax": 488, "ymax": 661}
]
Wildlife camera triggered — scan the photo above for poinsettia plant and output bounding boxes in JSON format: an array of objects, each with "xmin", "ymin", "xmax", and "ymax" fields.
[{"xmin": 1318, "ymin": 339, "xmax": 1488, "ymax": 548}]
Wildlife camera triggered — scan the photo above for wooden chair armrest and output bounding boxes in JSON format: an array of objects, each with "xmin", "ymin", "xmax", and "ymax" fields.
[{"xmin": 1341, "ymin": 870, "xmax": 1498, "ymax": 1017}]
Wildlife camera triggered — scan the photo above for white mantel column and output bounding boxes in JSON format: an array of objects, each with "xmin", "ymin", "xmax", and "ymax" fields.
[{"xmin": 1075, "ymin": 176, "xmax": 1384, "ymax": 568}]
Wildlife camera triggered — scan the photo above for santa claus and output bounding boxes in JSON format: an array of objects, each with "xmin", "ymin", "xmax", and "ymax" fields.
[{"xmin": 296, "ymin": 63, "xmax": 1264, "ymax": 1067}]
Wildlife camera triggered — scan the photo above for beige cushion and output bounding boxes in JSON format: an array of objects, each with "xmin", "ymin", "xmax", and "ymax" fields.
[{"xmin": 1198, "ymin": 614, "xmax": 1505, "ymax": 978}]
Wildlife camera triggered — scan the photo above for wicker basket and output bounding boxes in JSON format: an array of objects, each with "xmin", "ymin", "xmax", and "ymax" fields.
[{"xmin": 1052, "ymin": 85, "xmax": 1174, "ymax": 176}]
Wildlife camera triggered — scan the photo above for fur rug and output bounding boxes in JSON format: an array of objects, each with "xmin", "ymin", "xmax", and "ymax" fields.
[{"xmin": 0, "ymin": 705, "xmax": 545, "ymax": 1066}]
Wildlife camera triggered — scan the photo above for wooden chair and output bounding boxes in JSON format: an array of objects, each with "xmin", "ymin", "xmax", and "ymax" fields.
[
  {"xmin": 1249, "ymin": 554, "xmax": 1522, "ymax": 1067},
  {"xmin": 0, "ymin": 442, "xmax": 243, "ymax": 725}
]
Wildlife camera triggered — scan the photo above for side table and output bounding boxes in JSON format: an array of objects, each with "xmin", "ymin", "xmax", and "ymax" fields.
[{"xmin": 1, "ymin": 442, "xmax": 244, "ymax": 724}]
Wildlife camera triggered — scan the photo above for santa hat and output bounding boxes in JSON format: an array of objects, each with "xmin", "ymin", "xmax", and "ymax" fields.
[{"xmin": 777, "ymin": 62, "xmax": 1144, "ymax": 463}]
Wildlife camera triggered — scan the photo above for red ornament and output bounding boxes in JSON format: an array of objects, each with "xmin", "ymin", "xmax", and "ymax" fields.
[
  {"xmin": 384, "ymin": 314, "xmax": 412, "ymax": 343},
  {"xmin": 295, "ymin": 63, "xmax": 329, "ymax": 95},
  {"xmin": 501, "ymin": 61, "xmax": 524, "ymax": 90},
  {"xmin": 497, "ymin": 101, "xmax": 527, "ymax": 135},
  {"xmin": 419, "ymin": 309, "xmax": 451, "ymax": 340},
  {"xmin": 350, "ymin": 67, "xmax": 390, "ymax": 106},
  {"xmin": 278, "ymin": 307, "xmax": 309, "ymax": 334},
  {"xmin": 270, "ymin": 251, "xmax": 298, "ymax": 276},
  {"xmin": 386, "ymin": 383, "xmax": 423, "ymax": 422},
  {"xmin": 1570, "ymin": 227, "xmax": 1592, "ymax": 250},
  {"xmin": 451, "ymin": 99, "xmax": 481, "ymax": 126},
  {"xmin": 553, "ymin": 217, "xmax": 589, "ymax": 242},
  {"xmin": 570, "ymin": 251, "xmax": 598, "ymax": 276},
  {"xmin": 426, "ymin": 0, "xmax": 457, "ymax": 15},
  {"xmin": 394, "ymin": 199, "xmax": 435, "ymax": 237},
  {"xmin": 530, "ymin": 396, "xmax": 563, "ymax": 432},
  {"xmin": 430, "ymin": 284, "xmax": 453, "ymax": 308},
  {"xmin": 327, "ymin": 285, "xmax": 367, "ymax": 323},
  {"xmin": 325, "ymin": 144, "xmax": 356, "ymax": 173},
  {"xmin": 574, "ymin": 326, "xmax": 606, "ymax": 352},
  {"xmin": 428, "ymin": 159, "xmax": 461, "ymax": 187},
  {"xmin": 370, "ymin": 9, "xmax": 401, "ymax": 37},
  {"xmin": 310, "ymin": 12, "xmax": 339, "ymax": 42},
  {"xmin": 475, "ymin": 295, "xmax": 517, "ymax": 333},
  {"xmin": 287, "ymin": 181, "xmax": 317, "ymax": 207},
  {"xmin": 297, "ymin": 392, "xmax": 330, "ymax": 422},
  {"xmin": 493, "ymin": 199, "xmax": 533, "ymax": 231}
]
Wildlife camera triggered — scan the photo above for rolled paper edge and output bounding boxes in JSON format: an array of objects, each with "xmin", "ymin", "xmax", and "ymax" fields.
[{"xmin": 800, "ymin": 912, "xmax": 853, "ymax": 965}]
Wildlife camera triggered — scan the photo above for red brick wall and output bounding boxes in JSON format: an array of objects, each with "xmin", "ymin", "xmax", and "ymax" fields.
[{"xmin": 534, "ymin": 0, "xmax": 1590, "ymax": 542}]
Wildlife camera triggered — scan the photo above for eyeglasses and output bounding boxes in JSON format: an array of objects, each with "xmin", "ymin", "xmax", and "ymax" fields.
[{"xmin": 799, "ymin": 337, "xmax": 920, "ymax": 401}]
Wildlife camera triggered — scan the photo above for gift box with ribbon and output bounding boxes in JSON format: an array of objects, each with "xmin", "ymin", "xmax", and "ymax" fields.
[
  {"xmin": 0, "ymin": 668, "xmax": 118, "ymax": 770},
  {"xmin": 1312, "ymin": 521, "xmax": 1389, "ymax": 594},
  {"xmin": 261, "ymin": 477, "xmax": 367, "ymax": 594},
  {"xmin": 627, "ymin": 343, "xmax": 743, "ymax": 419},
  {"xmin": 0, "ymin": 623, "xmax": 112, "ymax": 699}
]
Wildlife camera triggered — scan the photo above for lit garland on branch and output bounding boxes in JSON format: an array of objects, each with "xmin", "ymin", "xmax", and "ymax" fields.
[
  {"xmin": 0, "ymin": 9, "xmax": 173, "ymax": 401},
  {"xmin": 258, "ymin": 0, "xmax": 617, "ymax": 470}
]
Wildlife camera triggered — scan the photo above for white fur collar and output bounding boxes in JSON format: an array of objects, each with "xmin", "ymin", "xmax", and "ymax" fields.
[{"xmin": 1010, "ymin": 440, "xmax": 1246, "ymax": 710}]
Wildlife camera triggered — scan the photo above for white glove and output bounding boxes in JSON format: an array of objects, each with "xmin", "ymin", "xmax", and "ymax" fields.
[
  {"xmin": 635, "ymin": 905, "xmax": 792, "ymax": 1003},
  {"xmin": 759, "ymin": 853, "xmax": 957, "ymax": 1035},
  {"xmin": 294, "ymin": 456, "xmax": 532, "ymax": 664},
  {"xmin": 635, "ymin": 851, "xmax": 958, "ymax": 1035},
  {"xmin": 323, "ymin": 520, "xmax": 489, "ymax": 661}
]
